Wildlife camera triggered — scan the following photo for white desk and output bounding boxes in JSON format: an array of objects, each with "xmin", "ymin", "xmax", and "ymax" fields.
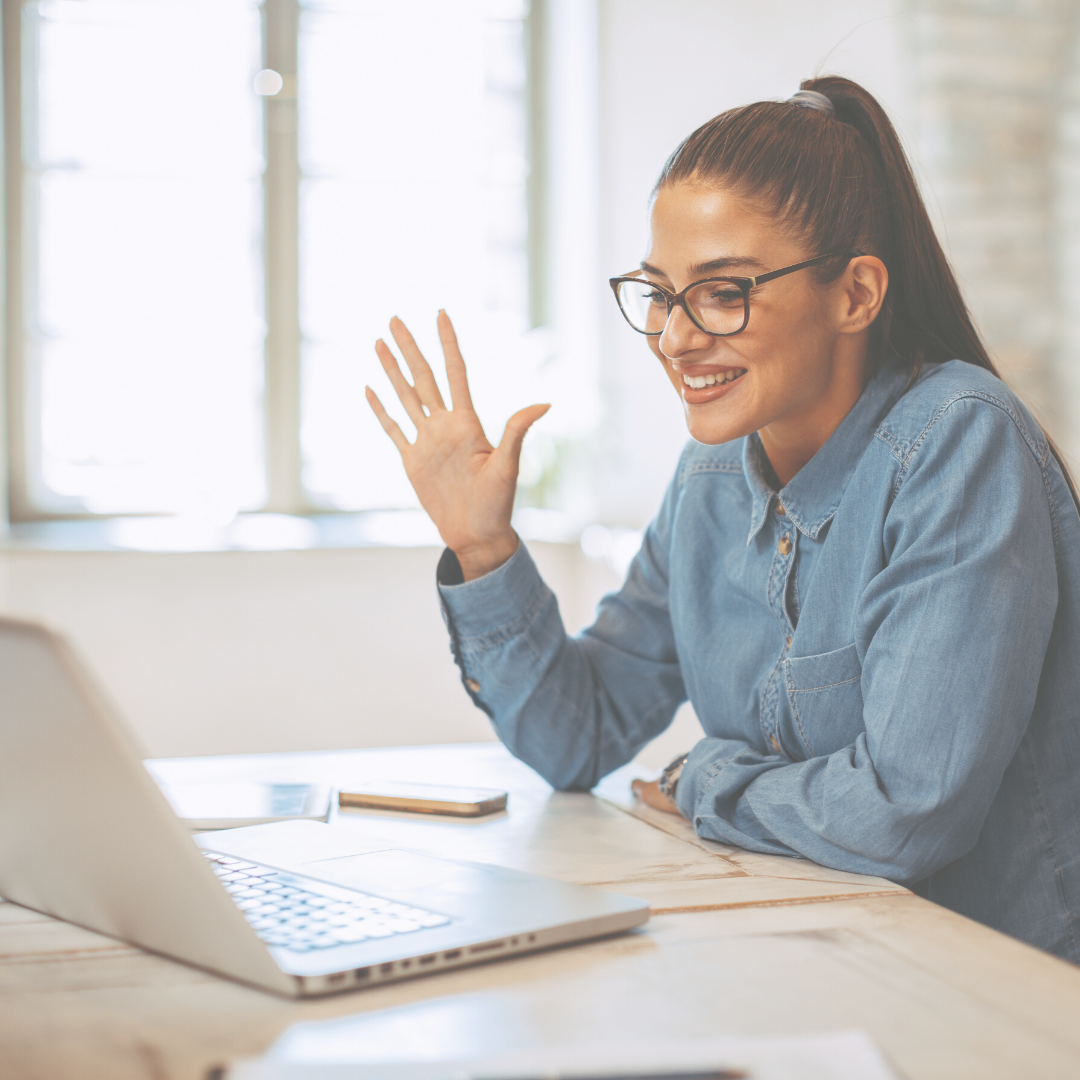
[{"xmin": 3, "ymin": 744, "xmax": 1080, "ymax": 1079}]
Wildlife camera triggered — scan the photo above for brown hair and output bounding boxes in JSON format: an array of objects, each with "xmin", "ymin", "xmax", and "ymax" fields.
[{"xmin": 655, "ymin": 75, "xmax": 1079, "ymax": 506}]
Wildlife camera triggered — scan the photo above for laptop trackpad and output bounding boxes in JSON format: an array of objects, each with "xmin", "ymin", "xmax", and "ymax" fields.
[{"xmin": 303, "ymin": 849, "xmax": 496, "ymax": 897}]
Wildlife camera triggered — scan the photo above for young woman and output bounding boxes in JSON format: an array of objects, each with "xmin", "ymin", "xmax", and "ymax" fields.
[{"xmin": 366, "ymin": 76, "xmax": 1080, "ymax": 964}]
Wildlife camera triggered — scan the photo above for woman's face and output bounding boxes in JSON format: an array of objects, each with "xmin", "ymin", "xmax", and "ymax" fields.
[{"xmin": 642, "ymin": 183, "xmax": 872, "ymax": 456}]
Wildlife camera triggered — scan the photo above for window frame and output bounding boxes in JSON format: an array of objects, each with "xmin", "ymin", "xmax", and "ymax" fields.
[{"xmin": 0, "ymin": 0, "xmax": 548, "ymax": 525}]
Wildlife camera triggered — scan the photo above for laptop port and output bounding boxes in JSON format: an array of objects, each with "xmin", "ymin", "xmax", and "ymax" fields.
[
  {"xmin": 468, "ymin": 940, "xmax": 505, "ymax": 953},
  {"xmin": 380, "ymin": 962, "xmax": 394, "ymax": 974},
  {"xmin": 354, "ymin": 968, "xmax": 370, "ymax": 980},
  {"xmin": 443, "ymin": 950, "xmax": 461, "ymax": 961},
  {"xmin": 327, "ymin": 973, "xmax": 347, "ymax": 984},
  {"xmin": 419, "ymin": 955, "xmax": 436, "ymax": 965}
]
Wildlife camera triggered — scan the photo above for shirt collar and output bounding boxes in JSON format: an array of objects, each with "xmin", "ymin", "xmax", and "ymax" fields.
[{"xmin": 743, "ymin": 359, "xmax": 910, "ymax": 545}]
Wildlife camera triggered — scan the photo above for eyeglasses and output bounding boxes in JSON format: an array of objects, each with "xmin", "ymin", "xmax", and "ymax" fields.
[{"xmin": 609, "ymin": 250, "xmax": 861, "ymax": 337}]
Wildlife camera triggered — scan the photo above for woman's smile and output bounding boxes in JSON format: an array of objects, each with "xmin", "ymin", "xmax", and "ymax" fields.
[{"xmin": 676, "ymin": 366, "xmax": 748, "ymax": 403}]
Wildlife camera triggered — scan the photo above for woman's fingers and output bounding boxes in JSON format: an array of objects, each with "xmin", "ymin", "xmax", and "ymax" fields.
[
  {"xmin": 365, "ymin": 386, "xmax": 412, "ymax": 454},
  {"xmin": 389, "ymin": 317, "xmax": 447, "ymax": 412},
  {"xmin": 631, "ymin": 779, "xmax": 680, "ymax": 814},
  {"xmin": 496, "ymin": 403, "xmax": 551, "ymax": 472},
  {"xmin": 375, "ymin": 338, "xmax": 428, "ymax": 428},
  {"xmin": 437, "ymin": 310, "xmax": 474, "ymax": 413}
]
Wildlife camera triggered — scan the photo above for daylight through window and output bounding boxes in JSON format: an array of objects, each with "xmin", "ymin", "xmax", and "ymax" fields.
[{"xmin": 9, "ymin": 0, "xmax": 532, "ymax": 519}]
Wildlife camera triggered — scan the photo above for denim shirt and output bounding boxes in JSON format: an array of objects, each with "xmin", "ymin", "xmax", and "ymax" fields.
[{"xmin": 437, "ymin": 359, "xmax": 1080, "ymax": 963}]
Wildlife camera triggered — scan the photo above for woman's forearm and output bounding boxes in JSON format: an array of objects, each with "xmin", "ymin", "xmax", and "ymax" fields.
[{"xmin": 438, "ymin": 540, "xmax": 687, "ymax": 790}]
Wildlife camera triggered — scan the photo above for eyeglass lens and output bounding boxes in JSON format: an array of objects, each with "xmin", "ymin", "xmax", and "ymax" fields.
[{"xmin": 616, "ymin": 279, "xmax": 747, "ymax": 335}]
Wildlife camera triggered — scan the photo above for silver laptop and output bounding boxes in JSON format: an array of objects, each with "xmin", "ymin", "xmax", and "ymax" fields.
[{"xmin": 0, "ymin": 616, "xmax": 649, "ymax": 997}]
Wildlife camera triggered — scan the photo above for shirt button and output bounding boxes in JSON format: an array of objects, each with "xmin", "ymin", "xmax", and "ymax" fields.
[
  {"xmin": 778, "ymin": 536, "xmax": 792, "ymax": 555},
  {"xmin": 775, "ymin": 502, "xmax": 786, "ymax": 515},
  {"xmin": 786, "ymin": 636, "xmax": 792, "ymax": 648},
  {"xmin": 770, "ymin": 736, "xmax": 781, "ymax": 753},
  {"xmin": 464, "ymin": 678, "xmax": 481, "ymax": 693}
]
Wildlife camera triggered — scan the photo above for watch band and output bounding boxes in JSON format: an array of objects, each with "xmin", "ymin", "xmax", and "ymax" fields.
[{"xmin": 658, "ymin": 751, "xmax": 690, "ymax": 801}]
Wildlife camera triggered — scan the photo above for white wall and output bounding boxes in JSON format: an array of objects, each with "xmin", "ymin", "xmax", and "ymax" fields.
[
  {"xmin": 0, "ymin": 544, "xmax": 621, "ymax": 760},
  {"xmin": 0, "ymin": 541, "xmax": 706, "ymax": 768}
]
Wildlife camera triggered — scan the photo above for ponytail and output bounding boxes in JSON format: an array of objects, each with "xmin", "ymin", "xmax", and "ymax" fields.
[{"xmin": 655, "ymin": 75, "xmax": 1079, "ymax": 509}]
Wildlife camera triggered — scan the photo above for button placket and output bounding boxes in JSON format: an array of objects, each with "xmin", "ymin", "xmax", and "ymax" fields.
[
  {"xmin": 761, "ymin": 508, "xmax": 799, "ymax": 757},
  {"xmin": 775, "ymin": 496, "xmax": 796, "ymax": 630},
  {"xmin": 773, "ymin": 515, "xmax": 801, "ymax": 759},
  {"xmin": 765, "ymin": 517, "xmax": 797, "ymax": 636}
]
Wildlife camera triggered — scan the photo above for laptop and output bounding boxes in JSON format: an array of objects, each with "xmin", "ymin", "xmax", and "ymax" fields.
[{"xmin": 0, "ymin": 616, "xmax": 649, "ymax": 997}]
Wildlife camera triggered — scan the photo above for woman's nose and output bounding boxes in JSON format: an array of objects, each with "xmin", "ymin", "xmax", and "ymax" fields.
[{"xmin": 658, "ymin": 303, "xmax": 711, "ymax": 360}]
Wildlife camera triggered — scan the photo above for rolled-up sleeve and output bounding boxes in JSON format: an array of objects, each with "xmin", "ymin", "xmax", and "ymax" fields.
[
  {"xmin": 438, "ymin": 471, "xmax": 688, "ymax": 791},
  {"xmin": 676, "ymin": 397, "xmax": 1059, "ymax": 884}
]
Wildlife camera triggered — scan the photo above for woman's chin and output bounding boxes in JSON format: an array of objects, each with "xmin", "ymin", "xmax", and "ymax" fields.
[{"xmin": 683, "ymin": 411, "xmax": 752, "ymax": 446}]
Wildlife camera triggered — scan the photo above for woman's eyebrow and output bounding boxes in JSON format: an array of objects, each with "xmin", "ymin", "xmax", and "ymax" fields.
[
  {"xmin": 639, "ymin": 255, "xmax": 767, "ymax": 278},
  {"xmin": 687, "ymin": 255, "xmax": 767, "ymax": 276}
]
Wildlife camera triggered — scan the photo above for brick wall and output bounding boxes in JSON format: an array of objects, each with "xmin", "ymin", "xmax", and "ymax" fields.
[
  {"xmin": 1057, "ymin": 6, "xmax": 1080, "ymax": 468},
  {"xmin": 912, "ymin": 0, "xmax": 1080, "ymax": 469}
]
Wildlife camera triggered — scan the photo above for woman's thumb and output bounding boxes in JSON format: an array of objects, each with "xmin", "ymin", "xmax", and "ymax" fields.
[{"xmin": 497, "ymin": 403, "xmax": 551, "ymax": 470}]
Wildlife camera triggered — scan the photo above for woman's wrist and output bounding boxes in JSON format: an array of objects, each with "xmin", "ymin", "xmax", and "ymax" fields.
[{"xmin": 453, "ymin": 531, "xmax": 520, "ymax": 583}]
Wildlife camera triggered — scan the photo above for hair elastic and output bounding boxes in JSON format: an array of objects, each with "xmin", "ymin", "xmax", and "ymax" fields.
[{"xmin": 788, "ymin": 89, "xmax": 835, "ymax": 115}]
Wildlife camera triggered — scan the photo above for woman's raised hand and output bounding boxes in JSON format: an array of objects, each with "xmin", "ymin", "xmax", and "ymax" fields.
[{"xmin": 365, "ymin": 312, "xmax": 549, "ymax": 582}]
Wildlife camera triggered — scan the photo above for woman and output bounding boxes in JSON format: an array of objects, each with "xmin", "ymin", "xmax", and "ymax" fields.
[{"xmin": 366, "ymin": 77, "xmax": 1080, "ymax": 963}]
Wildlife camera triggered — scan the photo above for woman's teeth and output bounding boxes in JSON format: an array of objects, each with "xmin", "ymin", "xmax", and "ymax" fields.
[{"xmin": 682, "ymin": 369, "xmax": 746, "ymax": 389}]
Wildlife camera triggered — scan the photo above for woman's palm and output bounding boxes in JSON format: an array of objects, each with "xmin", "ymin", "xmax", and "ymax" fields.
[{"xmin": 366, "ymin": 312, "xmax": 549, "ymax": 574}]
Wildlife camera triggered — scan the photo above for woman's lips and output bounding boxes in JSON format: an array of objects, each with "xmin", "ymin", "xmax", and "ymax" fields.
[{"xmin": 678, "ymin": 367, "xmax": 747, "ymax": 403}]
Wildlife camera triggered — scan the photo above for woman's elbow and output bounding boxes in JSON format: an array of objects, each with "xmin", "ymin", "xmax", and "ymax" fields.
[{"xmin": 853, "ymin": 803, "xmax": 984, "ymax": 885}]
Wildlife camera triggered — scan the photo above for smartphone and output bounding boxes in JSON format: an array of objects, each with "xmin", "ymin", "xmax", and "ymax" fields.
[{"xmin": 337, "ymin": 781, "xmax": 508, "ymax": 817}]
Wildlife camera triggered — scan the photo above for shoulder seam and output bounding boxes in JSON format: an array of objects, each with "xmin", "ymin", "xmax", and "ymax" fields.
[
  {"xmin": 892, "ymin": 390, "xmax": 1050, "ymax": 503},
  {"xmin": 1040, "ymin": 458, "xmax": 1063, "ymax": 554},
  {"xmin": 873, "ymin": 427, "xmax": 906, "ymax": 465}
]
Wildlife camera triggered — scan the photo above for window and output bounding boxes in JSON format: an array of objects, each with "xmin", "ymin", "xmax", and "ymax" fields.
[{"xmin": 4, "ymin": 0, "xmax": 536, "ymax": 521}]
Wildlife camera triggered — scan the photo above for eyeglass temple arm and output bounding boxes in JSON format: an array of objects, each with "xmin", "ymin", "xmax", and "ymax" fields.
[
  {"xmin": 752, "ymin": 250, "xmax": 866, "ymax": 287},
  {"xmin": 747, "ymin": 250, "xmax": 864, "ymax": 287}
]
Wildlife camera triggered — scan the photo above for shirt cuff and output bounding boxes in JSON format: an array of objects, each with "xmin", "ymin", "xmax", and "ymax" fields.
[
  {"xmin": 675, "ymin": 736, "xmax": 735, "ymax": 821},
  {"xmin": 437, "ymin": 539, "xmax": 544, "ymax": 641}
]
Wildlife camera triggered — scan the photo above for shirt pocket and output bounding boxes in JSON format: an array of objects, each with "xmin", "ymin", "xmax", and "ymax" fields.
[{"xmin": 783, "ymin": 642, "xmax": 864, "ymax": 759}]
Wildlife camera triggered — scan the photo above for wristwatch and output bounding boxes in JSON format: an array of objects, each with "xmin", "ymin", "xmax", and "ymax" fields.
[{"xmin": 658, "ymin": 752, "xmax": 690, "ymax": 802}]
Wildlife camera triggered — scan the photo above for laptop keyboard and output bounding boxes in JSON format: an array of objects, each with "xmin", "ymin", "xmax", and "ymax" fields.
[{"xmin": 201, "ymin": 851, "xmax": 452, "ymax": 953}]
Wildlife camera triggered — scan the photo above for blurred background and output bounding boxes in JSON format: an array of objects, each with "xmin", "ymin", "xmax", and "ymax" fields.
[{"xmin": 0, "ymin": 0, "xmax": 1075, "ymax": 764}]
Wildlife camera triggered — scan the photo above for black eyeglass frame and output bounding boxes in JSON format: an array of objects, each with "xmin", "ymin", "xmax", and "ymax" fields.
[{"xmin": 609, "ymin": 250, "xmax": 864, "ymax": 337}]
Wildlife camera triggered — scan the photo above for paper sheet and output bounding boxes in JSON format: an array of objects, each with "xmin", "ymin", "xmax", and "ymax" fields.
[{"xmin": 225, "ymin": 1030, "xmax": 901, "ymax": 1080}]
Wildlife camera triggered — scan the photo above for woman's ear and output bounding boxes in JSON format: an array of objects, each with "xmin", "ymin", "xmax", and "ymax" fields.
[{"xmin": 838, "ymin": 255, "xmax": 888, "ymax": 334}]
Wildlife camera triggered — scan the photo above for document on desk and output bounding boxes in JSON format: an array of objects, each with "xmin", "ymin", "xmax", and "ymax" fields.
[{"xmin": 224, "ymin": 1030, "xmax": 900, "ymax": 1080}]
